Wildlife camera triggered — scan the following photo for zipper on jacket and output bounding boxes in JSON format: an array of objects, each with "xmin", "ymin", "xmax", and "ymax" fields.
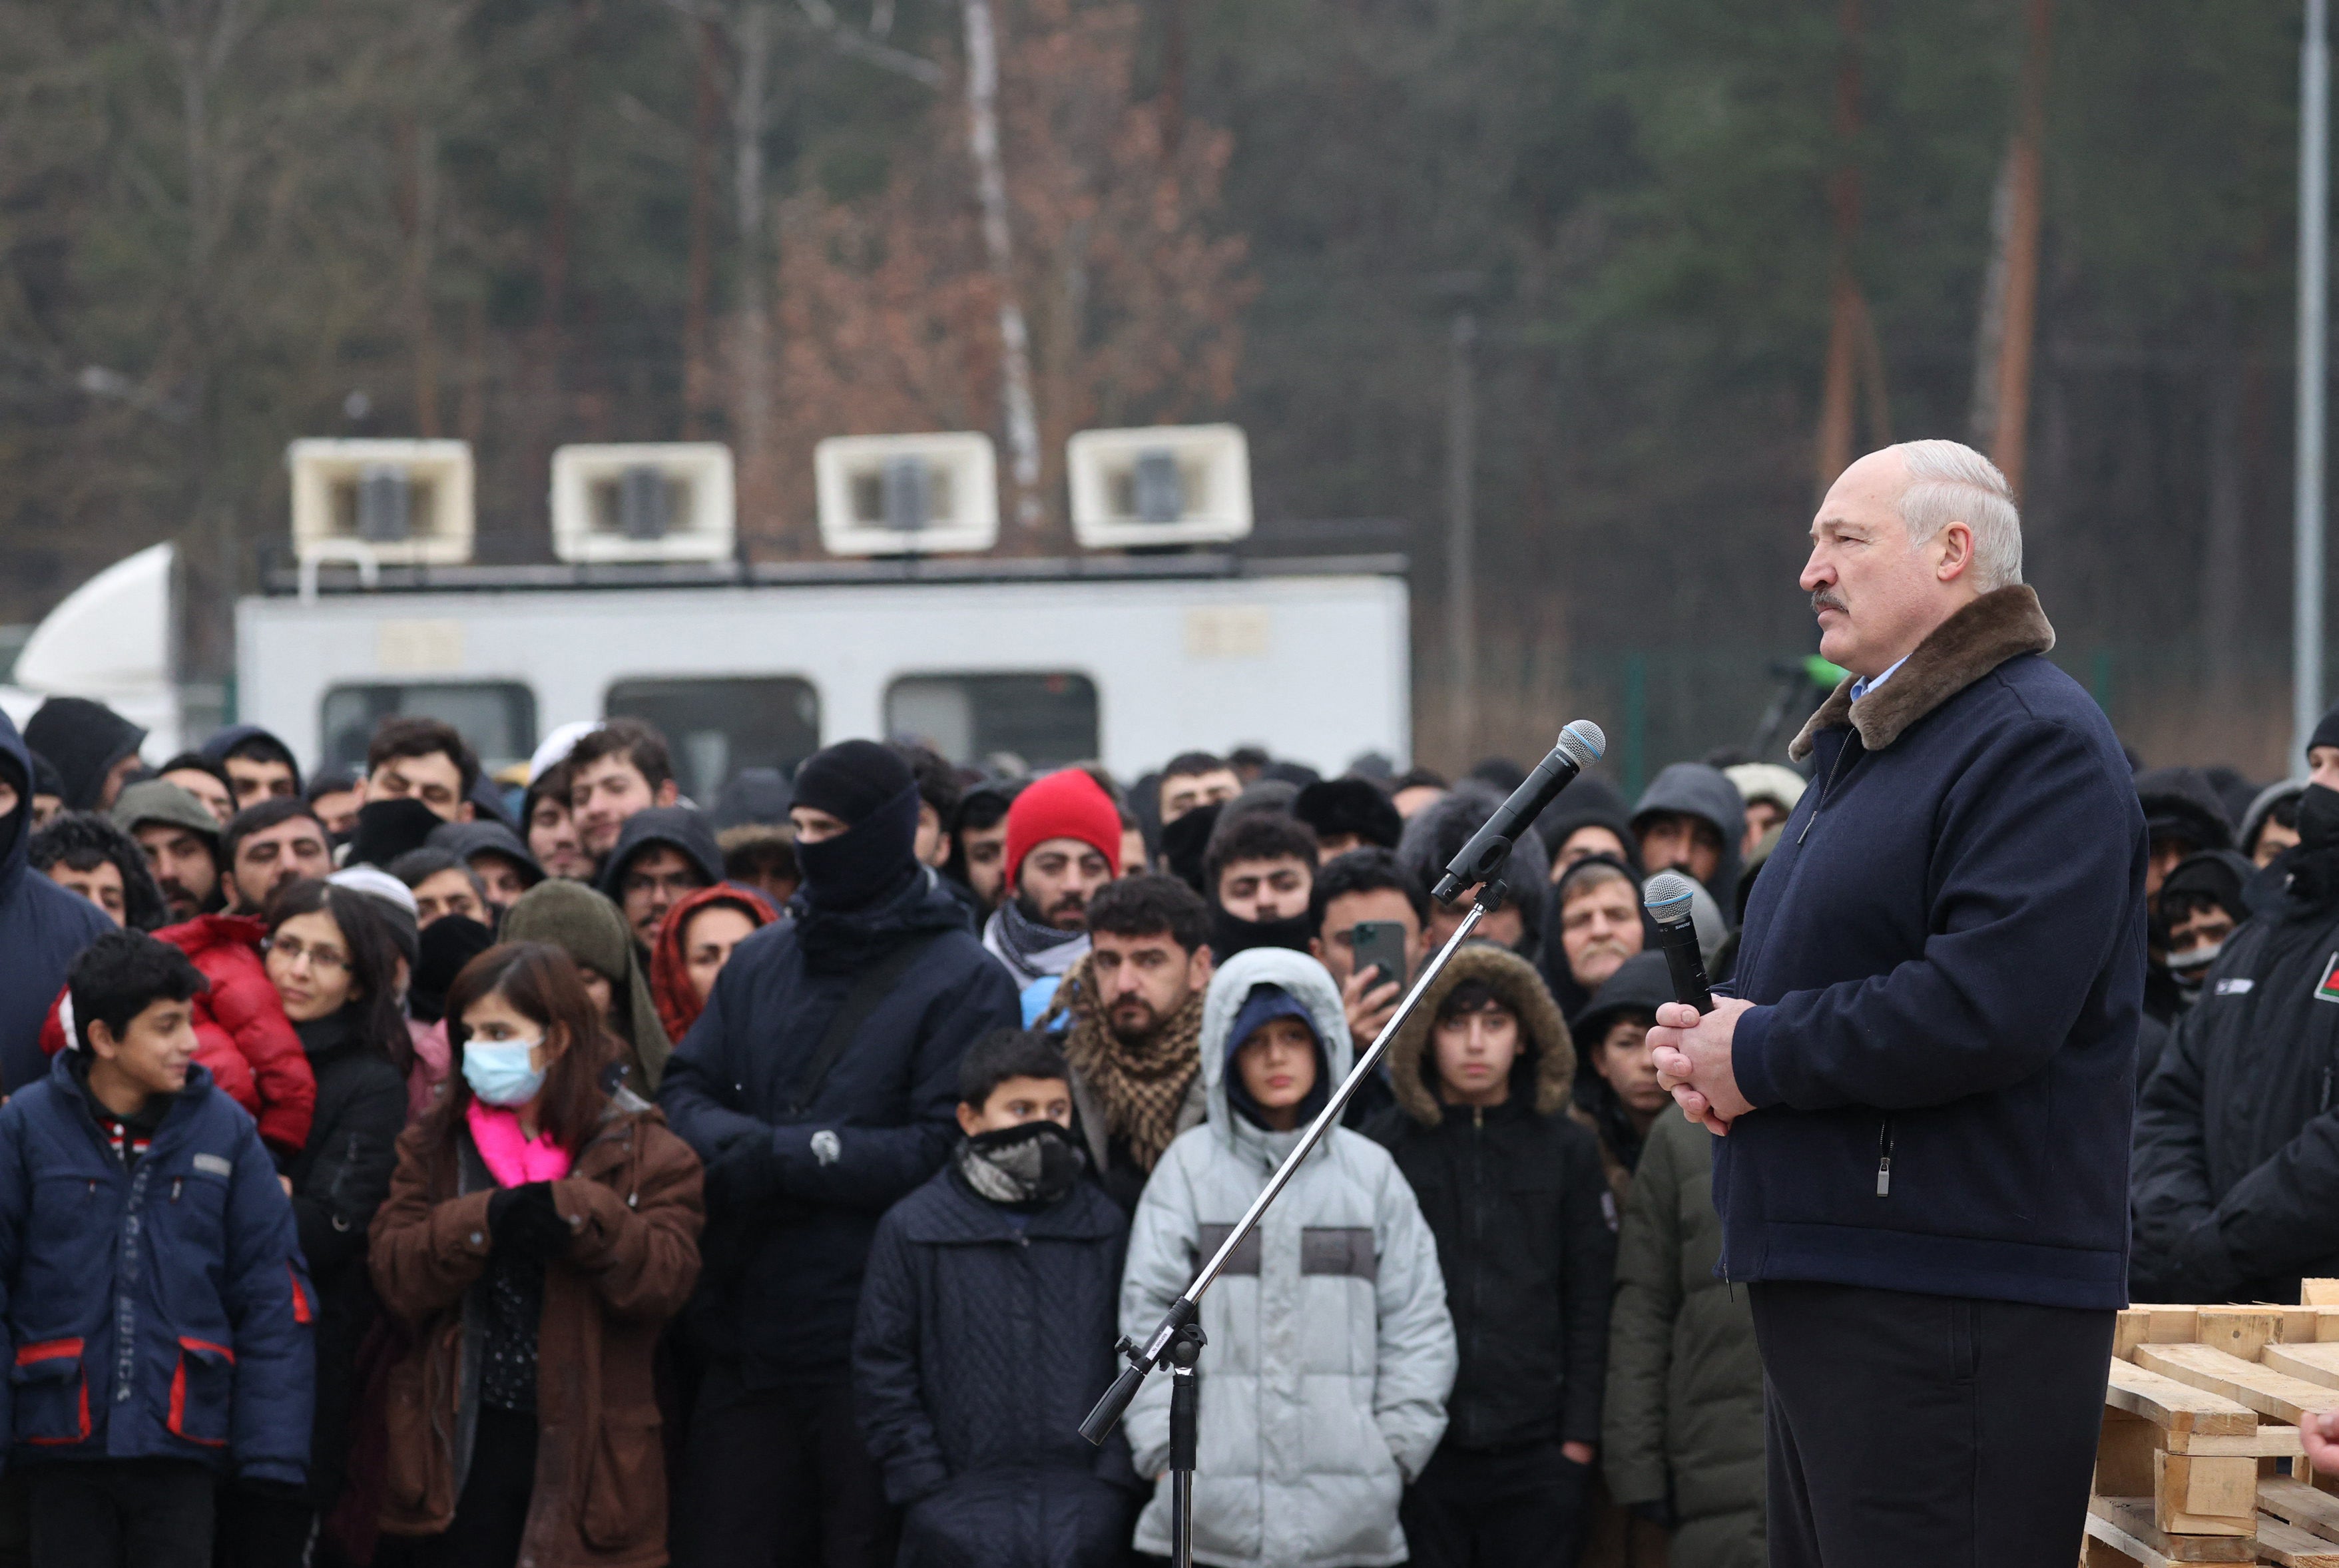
[
  {"xmin": 1875, "ymin": 1118, "xmax": 1895, "ymax": 1198},
  {"xmin": 170, "ymin": 1178, "xmax": 182, "ymax": 1202},
  {"xmin": 1798, "ymin": 736, "xmax": 1861, "ymax": 846},
  {"xmin": 2324, "ymin": 1066, "xmax": 2334, "ymax": 1115}
]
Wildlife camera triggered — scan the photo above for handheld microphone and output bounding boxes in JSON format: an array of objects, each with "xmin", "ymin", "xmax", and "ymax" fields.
[
  {"xmin": 1643, "ymin": 871, "xmax": 1715, "ymax": 1015},
  {"xmin": 1432, "ymin": 720, "xmax": 1607, "ymax": 905}
]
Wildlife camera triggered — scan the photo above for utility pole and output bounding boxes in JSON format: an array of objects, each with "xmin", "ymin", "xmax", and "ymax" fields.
[
  {"xmin": 1447, "ymin": 311, "xmax": 1477, "ymax": 766},
  {"xmin": 2300, "ymin": 0, "xmax": 2330, "ymax": 771}
]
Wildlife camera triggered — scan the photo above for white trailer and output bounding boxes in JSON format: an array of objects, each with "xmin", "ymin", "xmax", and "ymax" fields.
[{"xmin": 233, "ymin": 555, "xmax": 1410, "ymax": 796}]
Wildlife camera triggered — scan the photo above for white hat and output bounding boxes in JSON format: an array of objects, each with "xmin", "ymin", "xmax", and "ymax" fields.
[
  {"xmin": 529, "ymin": 720, "xmax": 603, "ymax": 784},
  {"xmin": 1724, "ymin": 762, "xmax": 1809, "ymax": 814},
  {"xmin": 328, "ymin": 864, "xmax": 418, "ymax": 918}
]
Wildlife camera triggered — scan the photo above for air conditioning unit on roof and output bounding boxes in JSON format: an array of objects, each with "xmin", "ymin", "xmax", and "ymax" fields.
[
  {"xmin": 551, "ymin": 443, "xmax": 735, "ymax": 563},
  {"xmin": 814, "ymin": 433, "xmax": 999, "ymax": 557},
  {"xmin": 287, "ymin": 439, "xmax": 475, "ymax": 566},
  {"xmin": 1068, "ymin": 423, "xmax": 1251, "ymax": 549}
]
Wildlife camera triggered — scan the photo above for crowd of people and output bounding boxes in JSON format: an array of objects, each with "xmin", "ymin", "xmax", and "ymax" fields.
[{"xmin": 0, "ymin": 675, "xmax": 2326, "ymax": 1568}]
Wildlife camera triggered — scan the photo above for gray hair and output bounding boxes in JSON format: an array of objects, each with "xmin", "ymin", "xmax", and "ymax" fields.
[{"xmin": 1892, "ymin": 439, "xmax": 2023, "ymax": 593}]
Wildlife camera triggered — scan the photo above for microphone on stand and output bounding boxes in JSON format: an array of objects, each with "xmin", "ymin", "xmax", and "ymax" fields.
[
  {"xmin": 1643, "ymin": 871, "xmax": 1716, "ymax": 1015},
  {"xmin": 1431, "ymin": 720, "xmax": 1607, "ymax": 905}
]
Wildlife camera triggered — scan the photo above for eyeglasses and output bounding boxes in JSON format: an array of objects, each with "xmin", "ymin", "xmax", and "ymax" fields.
[{"xmin": 262, "ymin": 935, "xmax": 350, "ymax": 975}]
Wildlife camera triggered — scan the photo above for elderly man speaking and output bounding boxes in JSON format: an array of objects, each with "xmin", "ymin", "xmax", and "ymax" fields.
[{"xmin": 1651, "ymin": 439, "xmax": 2144, "ymax": 1566}]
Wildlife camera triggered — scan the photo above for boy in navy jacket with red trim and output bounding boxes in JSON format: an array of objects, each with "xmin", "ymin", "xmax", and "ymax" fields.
[{"xmin": 0, "ymin": 931, "xmax": 312, "ymax": 1567}]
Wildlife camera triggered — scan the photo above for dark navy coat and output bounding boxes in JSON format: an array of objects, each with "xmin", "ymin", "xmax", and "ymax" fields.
[
  {"xmin": 658, "ymin": 868, "xmax": 1021, "ymax": 1385},
  {"xmin": 0, "ymin": 1053, "xmax": 314, "ymax": 1479},
  {"xmin": 1719, "ymin": 630, "xmax": 2146, "ymax": 1310},
  {"xmin": 853, "ymin": 1163, "xmax": 1136, "ymax": 1568},
  {"xmin": 0, "ymin": 714, "xmax": 112, "ymax": 1092}
]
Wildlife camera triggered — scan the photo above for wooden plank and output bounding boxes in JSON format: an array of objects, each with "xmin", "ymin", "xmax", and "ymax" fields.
[
  {"xmin": 2110, "ymin": 1356, "xmax": 2261, "ymax": 1435},
  {"xmin": 2301, "ymin": 1280, "xmax": 2339, "ymax": 1307},
  {"xmin": 2268, "ymin": 1343, "xmax": 2339, "ymax": 1392},
  {"xmin": 2137, "ymin": 1343, "xmax": 2339, "ymax": 1427},
  {"xmin": 2155, "ymin": 1449, "xmax": 2258, "ymax": 1535},
  {"xmin": 2087, "ymin": 1497, "xmax": 2260, "ymax": 1563},
  {"xmin": 2199, "ymin": 1306, "xmax": 2286, "ymax": 1364},
  {"xmin": 2263, "ymin": 1477, "xmax": 2339, "ymax": 1543},
  {"xmin": 2170, "ymin": 1425, "xmax": 2307, "ymax": 1457},
  {"xmin": 2259, "ymin": 1512, "xmax": 2339, "ymax": 1568}
]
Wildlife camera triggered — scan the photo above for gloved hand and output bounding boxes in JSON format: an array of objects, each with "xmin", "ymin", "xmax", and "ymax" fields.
[
  {"xmin": 487, "ymin": 1181, "xmax": 573, "ymax": 1261},
  {"xmin": 707, "ymin": 1133, "xmax": 787, "ymax": 1212}
]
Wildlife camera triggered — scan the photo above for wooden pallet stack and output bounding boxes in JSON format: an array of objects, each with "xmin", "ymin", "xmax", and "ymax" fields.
[{"xmin": 2089, "ymin": 1293, "xmax": 2339, "ymax": 1568}]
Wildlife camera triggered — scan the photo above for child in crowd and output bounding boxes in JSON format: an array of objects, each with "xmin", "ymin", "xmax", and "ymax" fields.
[
  {"xmin": 854, "ymin": 1029, "xmax": 1137, "ymax": 1567},
  {"xmin": 0, "ymin": 930, "xmax": 314, "ymax": 1568},
  {"xmin": 1366, "ymin": 944, "xmax": 1615, "ymax": 1568},
  {"xmin": 1120, "ymin": 946, "xmax": 1455, "ymax": 1568}
]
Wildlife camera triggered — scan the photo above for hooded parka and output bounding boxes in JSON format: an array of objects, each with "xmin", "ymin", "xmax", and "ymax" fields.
[
  {"xmin": 1629, "ymin": 763, "xmax": 1746, "ymax": 917},
  {"xmin": 1362, "ymin": 945, "xmax": 1613, "ymax": 1453},
  {"xmin": 1601, "ymin": 1108, "xmax": 1764, "ymax": 1568},
  {"xmin": 369, "ymin": 1093, "xmax": 704, "ymax": 1566},
  {"xmin": 2132, "ymin": 828, "xmax": 2339, "ymax": 1300},
  {"xmin": 1120, "ymin": 947, "xmax": 1456, "ymax": 1568},
  {"xmin": 0, "ymin": 714, "xmax": 114, "ymax": 1090}
]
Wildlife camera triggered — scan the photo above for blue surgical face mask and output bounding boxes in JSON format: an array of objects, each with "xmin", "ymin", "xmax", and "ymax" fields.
[{"xmin": 462, "ymin": 1037, "xmax": 545, "ymax": 1108}]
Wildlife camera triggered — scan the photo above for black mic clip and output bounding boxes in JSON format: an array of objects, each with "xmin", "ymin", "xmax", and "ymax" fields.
[{"xmin": 1433, "ymin": 838, "xmax": 1513, "ymax": 908}]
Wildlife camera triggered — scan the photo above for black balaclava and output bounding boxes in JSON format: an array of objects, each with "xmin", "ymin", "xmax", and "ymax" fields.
[
  {"xmin": 2288, "ymin": 783, "xmax": 2339, "ymax": 913},
  {"xmin": 794, "ymin": 740, "xmax": 913, "ymax": 829},
  {"xmin": 1159, "ymin": 804, "xmax": 1221, "ymax": 897},
  {"xmin": 955, "ymin": 1121, "xmax": 1084, "ymax": 1208},
  {"xmin": 796, "ymin": 783, "xmax": 921, "ymax": 914},
  {"xmin": 349, "ymin": 798, "xmax": 445, "ymax": 870}
]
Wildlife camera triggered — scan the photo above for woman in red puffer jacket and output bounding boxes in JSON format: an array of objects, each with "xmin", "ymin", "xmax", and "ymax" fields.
[{"xmin": 43, "ymin": 911, "xmax": 316, "ymax": 1155}]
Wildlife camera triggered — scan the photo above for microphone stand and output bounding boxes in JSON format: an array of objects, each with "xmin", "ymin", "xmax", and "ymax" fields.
[{"xmin": 1080, "ymin": 873, "xmax": 1511, "ymax": 1568}]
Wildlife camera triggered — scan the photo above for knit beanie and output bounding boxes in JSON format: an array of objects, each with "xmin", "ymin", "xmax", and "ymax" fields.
[
  {"xmin": 2312, "ymin": 703, "xmax": 2339, "ymax": 760},
  {"xmin": 1003, "ymin": 769, "xmax": 1123, "ymax": 891},
  {"xmin": 793, "ymin": 740, "xmax": 913, "ymax": 828}
]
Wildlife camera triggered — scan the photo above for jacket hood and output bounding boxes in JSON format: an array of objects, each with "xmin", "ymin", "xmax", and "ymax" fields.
[
  {"xmin": 2134, "ymin": 766, "xmax": 2237, "ymax": 854},
  {"xmin": 1532, "ymin": 774, "xmax": 1641, "ymax": 876},
  {"xmin": 649, "ymin": 881, "xmax": 778, "ymax": 1044},
  {"xmin": 1631, "ymin": 762, "xmax": 1746, "ymax": 911},
  {"xmin": 2242, "ymin": 779, "xmax": 2306, "ymax": 859},
  {"xmin": 196, "ymin": 724, "xmax": 302, "ymax": 790},
  {"xmin": 1384, "ymin": 943, "xmax": 1574, "ymax": 1127},
  {"xmin": 0, "ymin": 711, "xmax": 29, "ymax": 896},
  {"xmin": 1397, "ymin": 784, "xmax": 1550, "ymax": 940},
  {"xmin": 111, "ymin": 779, "xmax": 223, "ymax": 846},
  {"xmin": 24, "ymin": 696, "xmax": 146, "ymax": 811},
  {"xmin": 1196, "ymin": 947, "xmax": 1351, "ymax": 1153},
  {"xmin": 500, "ymin": 879, "xmax": 672, "ymax": 1087},
  {"xmin": 596, "ymin": 805, "xmax": 722, "ymax": 898},
  {"xmin": 428, "ymin": 818, "xmax": 545, "ymax": 887},
  {"xmin": 1569, "ymin": 948, "xmax": 1673, "ymax": 1055},
  {"xmin": 1790, "ymin": 584, "xmax": 2057, "ymax": 762}
]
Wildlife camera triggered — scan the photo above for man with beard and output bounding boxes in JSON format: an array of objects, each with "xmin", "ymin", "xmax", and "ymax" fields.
[
  {"xmin": 943, "ymin": 779, "xmax": 1020, "ymax": 916},
  {"xmin": 661, "ymin": 739, "xmax": 1020, "ymax": 1568},
  {"xmin": 1039, "ymin": 874, "xmax": 1213, "ymax": 1213},
  {"xmin": 1203, "ymin": 808, "xmax": 1321, "ymax": 960},
  {"xmin": 220, "ymin": 798, "xmax": 334, "ymax": 915},
  {"xmin": 113, "ymin": 779, "xmax": 224, "ymax": 921},
  {"xmin": 981, "ymin": 769, "xmax": 1122, "ymax": 1007},
  {"xmin": 2133, "ymin": 712, "xmax": 2339, "ymax": 1304}
]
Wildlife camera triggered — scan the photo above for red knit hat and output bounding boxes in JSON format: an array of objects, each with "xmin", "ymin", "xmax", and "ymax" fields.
[{"xmin": 1003, "ymin": 769, "xmax": 1124, "ymax": 890}]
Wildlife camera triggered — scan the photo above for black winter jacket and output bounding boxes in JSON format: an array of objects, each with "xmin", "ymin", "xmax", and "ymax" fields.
[
  {"xmin": 658, "ymin": 868, "xmax": 1021, "ymax": 1386},
  {"xmin": 2132, "ymin": 875, "xmax": 2339, "ymax": 1300},
  {"xmin": 1719, "ymin": 588, "xmax": 2145, "ymax": 1310},
  {"xmin": 1364, "ymin": 943, "xmax": 1615, "ymax": 1450},
  {"xmin": 852, "ymin": 1163, "xmax": 1136, "ymax": 1568},
  {"xmin": 282, "ymin": 1010, "xmax": 407, "ymax": 1503},
  {"xmin": 0, "ymin": 717, "xmax": 112, "ymax": 1091}
]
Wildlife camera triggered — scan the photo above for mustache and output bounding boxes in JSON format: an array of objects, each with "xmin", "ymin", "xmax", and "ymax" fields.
[{"xmin": 1811, "ymin": 588, "xmax": 1848, "ymax": 615}]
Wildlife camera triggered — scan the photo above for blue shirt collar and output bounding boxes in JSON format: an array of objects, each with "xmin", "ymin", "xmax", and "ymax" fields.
[{"xmin": 1848, "ymin": 654, "xmax": 1910, "ymax": 704}]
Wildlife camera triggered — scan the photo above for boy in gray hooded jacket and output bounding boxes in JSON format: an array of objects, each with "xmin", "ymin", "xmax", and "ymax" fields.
[{"xmin": 1119, "ymin": 947, "xmax": 1456, "ymax": 1568}]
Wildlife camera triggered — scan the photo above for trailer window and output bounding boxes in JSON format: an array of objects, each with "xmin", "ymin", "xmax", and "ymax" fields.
[
  {"xmin": 604, "ymin": 678, "xmax": 821, "ymax": 806},
  {"xmin": 321, "ymin": 683, "xmax": 538, "ymax": 778},
  {"xmin": 886, "ymin": 673, "xmax": 1098, "ymax": 770}
]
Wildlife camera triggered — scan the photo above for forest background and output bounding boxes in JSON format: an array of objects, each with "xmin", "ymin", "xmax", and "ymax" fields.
[{"xmin": 0, "ymin": 0, "xmax": 2308, "ymax": 774}]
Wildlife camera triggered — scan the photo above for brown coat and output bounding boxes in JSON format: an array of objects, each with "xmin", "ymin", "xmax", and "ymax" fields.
[{"xmin": 369, "ymin": 1097, "xmax": 704, "ymax": 1568}]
